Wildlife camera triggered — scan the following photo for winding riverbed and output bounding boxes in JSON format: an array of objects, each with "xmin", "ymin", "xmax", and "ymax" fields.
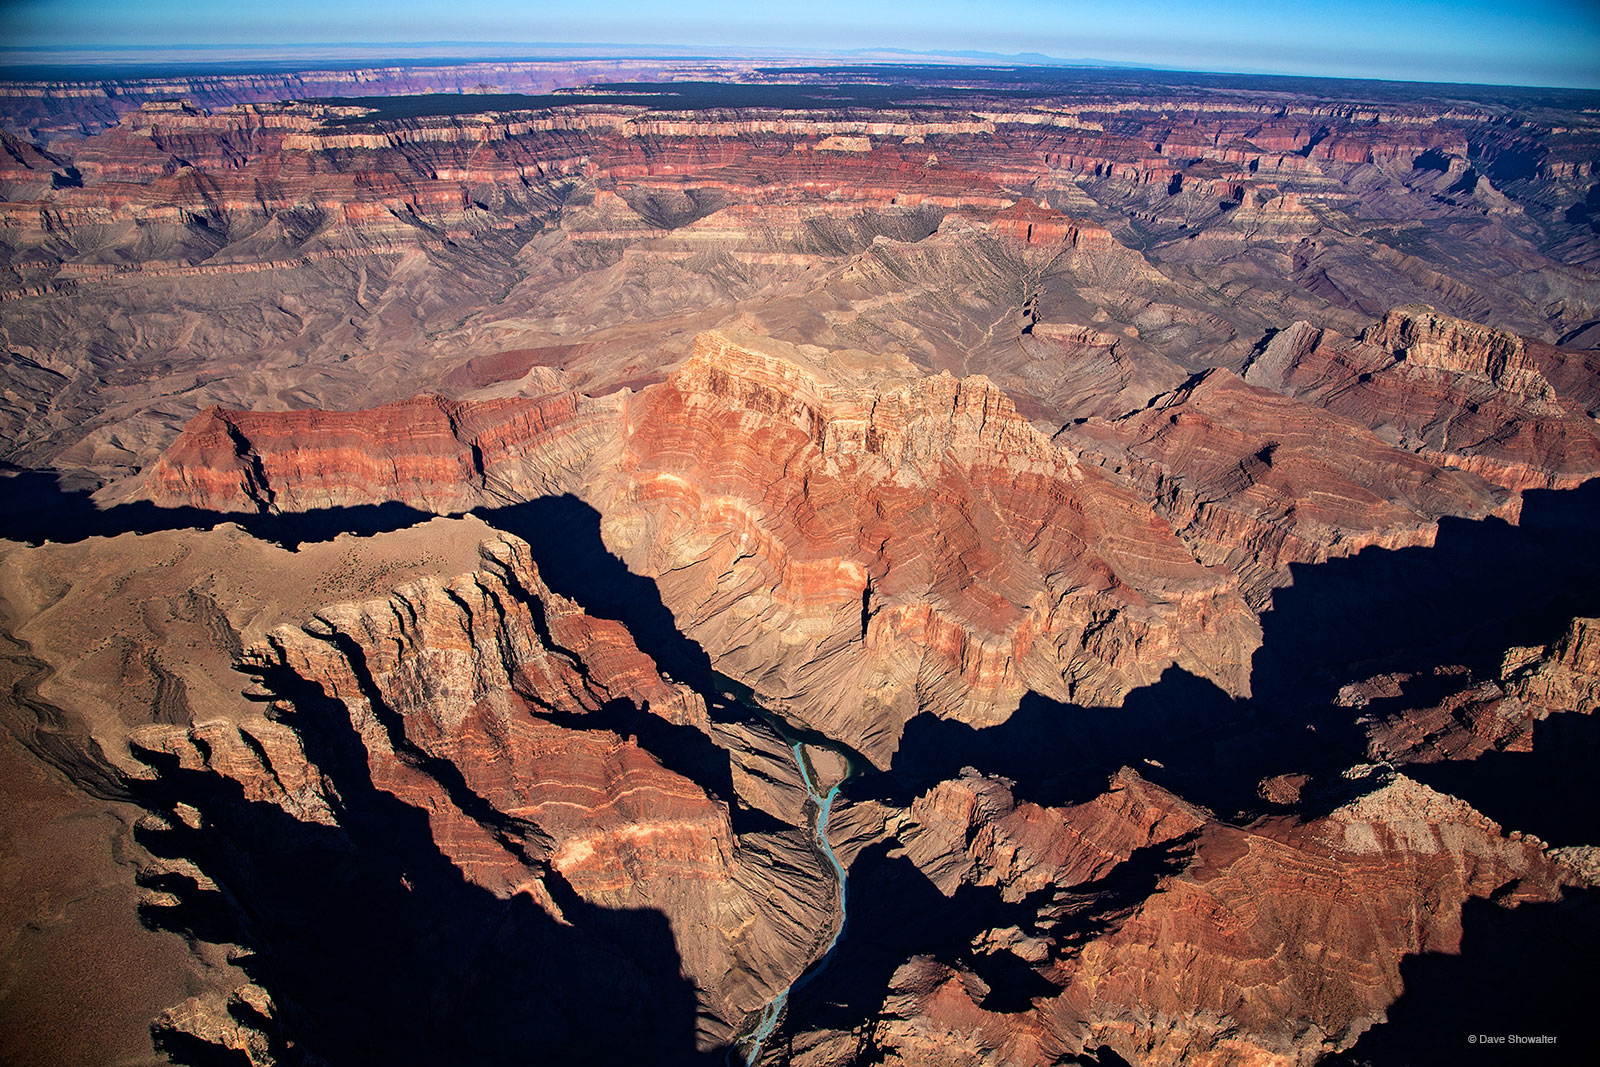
[{"xmin": 730, "ymin": 728, "xmax": 855, "ymax": 1065}]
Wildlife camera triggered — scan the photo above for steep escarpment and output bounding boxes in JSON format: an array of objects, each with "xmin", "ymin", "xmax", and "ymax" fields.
[
  {"xmin": 594, "ymin": 332, "xmax": 1260, "ymax": 763},
  {"xmin": 4, "ymin": 78, "xmax": 1598, "ymax": 495},
  {"xmin": 1243, "ymin": 308, "xmax": 1600, "ymax": 492},
  {"xmin": 141, "ymin": 391, "xmax": 609, "ymax": 513},
  {"xmin": 121, "ymin": 531, "xmax": 838, "ymax": 1058},
  {"xmin": 855, "ymin": 767, "xmax": 1577, "ymax": 1067},
  {"xmin": 7, "ymin": 66, "xmax": 1600, "ymax": 1067},
  {"xmin": 1360, "ymin": 614, "xmax": 1600, "ymax": 766},
  {"xmin": 1063, "ymin": 367, "xmax": 1517, "ymax": 605},
  {"xmin": 0, "ymin": 59, "xmax": 683, "ymax": 139},
  {"xmin": 137, "ymin": 331, "xmax": 1263, "ymax": 764}
]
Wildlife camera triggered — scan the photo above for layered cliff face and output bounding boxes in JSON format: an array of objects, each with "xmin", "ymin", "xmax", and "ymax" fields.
[
  {"xmin": 1243, "ymin": 308, "xmax": 1600, "ymax": 492},
  {"xmin": 1361, "ymin": 614, "xmax": 1600, "ymax": 765},
  {"xmin": 2, "ymin": 523, "xmax": 844, "ymax": 1059},
  {"xmin": 597, "ymin": 333, "xmax": 1260, "ymax": 761},
  {"xmin": 0, "ymin": 59, "xmax": 691, "ymax": 140},
  {"xmin": 4, "ymin": 71, "xmax": 1599, "ymax": 492},
  {"xmin": 141, "ymin": 391, "xmax": 610, "ymax": 512},
  {"xmin": 139, "ymin": 330, "xmax": 1263, "ymax": 763},
  {"xmin": 1062, "ymin": 367, "xmax": 1517, "ymax": 605},
  {"xmin": 868, "ymin": 770, "xmax": 1573, "ymax": 1067}
]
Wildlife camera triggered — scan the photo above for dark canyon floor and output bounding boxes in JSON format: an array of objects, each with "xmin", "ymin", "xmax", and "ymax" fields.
[{"xmin": 2, "ymin": 58, "xmax": 1600, "ymax": 1066}]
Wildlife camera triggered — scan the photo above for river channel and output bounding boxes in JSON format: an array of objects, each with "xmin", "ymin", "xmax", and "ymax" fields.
[{"xmin": 720, "ymin": 683, "xmax": 859, "ymax": 1066}]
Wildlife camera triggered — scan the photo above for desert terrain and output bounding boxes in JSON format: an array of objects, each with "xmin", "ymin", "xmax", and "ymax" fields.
[{"xmin": 2, "ymin": 59, "xmax": 1599, "ymax": 1065}]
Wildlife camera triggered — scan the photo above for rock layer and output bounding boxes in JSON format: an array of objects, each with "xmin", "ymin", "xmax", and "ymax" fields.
[
  {"xmin": 868, "ymin": 769, "xmax": 1574, "ymax": 1067},
  {"xmin": 1063, "ymin": 367, "xmax": 1516, "ymax": 604},
  {"xmin": 5, "ymin": 63, "xmax": 1600, "ymax": 1067},
  {"xmin": 598, "ymin": 332, "xmax": 1261, "ymax": 761},
  {"xmin": 1243, "ymin": 308, "xmax": 1600, "ymax": 492},
  {"xmin": 143, "ymin": 391, "xmax": 607, "ymax": 512},
  {"xmin": 137, "ymin": 330, "xmax": 1264, "ymax": 764},
  {"xmin": 126, "ymin": 532, "xmax": 838, "ymax": 1052}
]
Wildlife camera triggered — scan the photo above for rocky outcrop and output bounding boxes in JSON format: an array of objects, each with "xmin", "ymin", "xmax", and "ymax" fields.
[
  {"xmin": 596, "ymin": 332, "xmax": 1261, "ymax": 763},
  {"xmin": 989, "ymin": 199, "xmax": 1114, "ymax": 251},
  {"xmin": 1243, "ymin": 309, "xmax": 1600, "ymax": 492},
  {"xmin": 142, "ymin": 392, "xmax": 609, "ymax": 513},
  {"xmin": 124, "ymin": 532, "xmax": 837, "ymax": 1051},
  {"xmin": 138, "ymin": 330, "xmax": 1262, "ymax": 764},
  {"xmin": 1063, "ymin": 367, "xmax": 1516, "ymax": 604},
  {"xmin": 1040, "ymin": 773, "xmax": 1566, "ymax": 1065},
  {"xmin": 1510, "ymin": 615, "xmax": 1600, "ymax": 714},
  {"xmin": 1363, "ymin": 615, "xmax": 1600, "ymax": 765},
  {"xmin": 872, "ymin": 769, "xmax": 1572, "ymax": 1067},
  {"xmin": 1365, "ymin": 306, "xmax": 1557, "ymax": 403},
  {"xmin": 7, "ymin": 65, "xmax": 1600, "ymax": 1067},
  {"xmin": 895, "ymin": 768, "xmax": 1207, "ymax": 900}
]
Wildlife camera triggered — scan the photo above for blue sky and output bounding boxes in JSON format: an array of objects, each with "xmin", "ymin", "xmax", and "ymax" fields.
[{"xmin": 2, "ymin": 0, "xmax": 1597, "ymax": 88}]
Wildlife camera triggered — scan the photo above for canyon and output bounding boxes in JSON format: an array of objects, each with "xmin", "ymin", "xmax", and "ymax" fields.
[{"xmin": 2, "ymin": 57, "xmax": 1599, "ymax": 1066}]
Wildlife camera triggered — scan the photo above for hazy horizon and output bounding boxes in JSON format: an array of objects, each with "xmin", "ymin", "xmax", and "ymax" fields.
[{"xmin": 1, "ymin": 1, "xmax": 1597, "ymax": 90}]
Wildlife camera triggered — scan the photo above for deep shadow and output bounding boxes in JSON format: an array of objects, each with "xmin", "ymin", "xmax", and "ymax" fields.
[
  {"xmin": 1252, "ymin": 480, "xmax": 1600, "ymax": 710},
  {"xmin": 1329, "ymin": 889, "xmax": 1600, "ymax": 1066},
  {"xmin": 151, "ymin": 1028, "xmax": 254, "ymax": 1067},
  {"xmin": 1412, "ymin": 148, "xmax": 1452, "ymax": 173},
  {"xmin": 870, "ymin": 480, "xmax": 1600, "ymax": 828},
  {"xmin": 968, "ymin": 950, "xmax": 1061, "ymax": 1014},
  {"xmin": 1033, "ymin": 832, "xmax": 1201, "ymax": 965},
  {"xmin": 776, "ymin": 832, "xmax": 1195, "ymax": 1051},
  {"xmin": 810, "ymin": 481, "xmax": 1600, "ymax": 1052},
  {"xmin": 1080, "ymin": 1049, "xmax": 1135, "ymax": 1067},
  {"xmin": 0, "ymin": 469, "xmax": 432, "ymax": 549},
  {"xmin": 867, "ymin": 669, "xmax": 1260, "ymax": 816},
  {"xmin": 1404, "ymin": 711, "xmax": 1600, "ymax": 847},
  {"xmin": 772, "ymin": 840, "xmax": 1058, "ymax": 1058},
  {"xmin": 1564, "ymin": 181, "xmax": 1600, "ymax": 237},
  {"xmin": 477, "ymin": 495, "xmax": 796, "ymax": 835},
  {"xmin": 477, "ymin": 496, "xmax": 718, "ymax": 695},
  {"xmin": 131, "ymin": 650, "xmax": 722, "ymax": 1067},
  {"xmin": 13, "ymin": 465, "xmax": 1600, "ymax": 1061}
]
